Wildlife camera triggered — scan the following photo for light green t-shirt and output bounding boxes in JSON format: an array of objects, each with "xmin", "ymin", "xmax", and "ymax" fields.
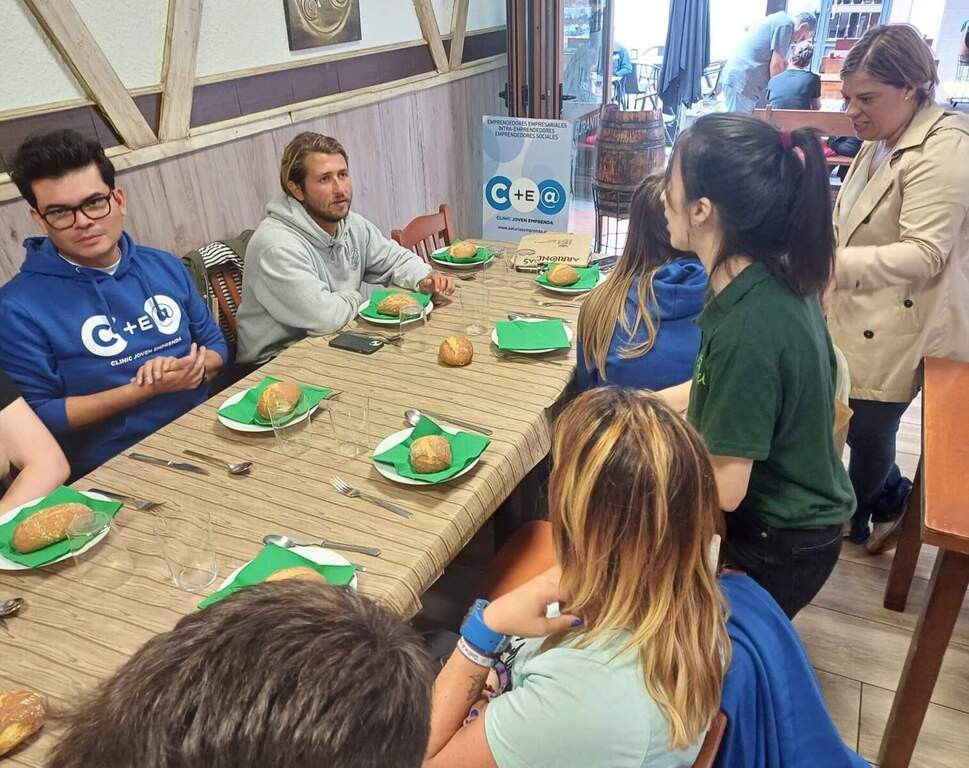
[{"xmin": 484, "ymin": 635, "xmax": 703, "ymax": 768}]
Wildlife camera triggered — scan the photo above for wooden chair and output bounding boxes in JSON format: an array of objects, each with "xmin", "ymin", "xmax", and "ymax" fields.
[
  {"xmin": 391, "ymin": 204, "xmax": 457, "ymax": 263},
  {"xmin": 691, "ymin": 711, "xmax": 728, "ymax": 768}
]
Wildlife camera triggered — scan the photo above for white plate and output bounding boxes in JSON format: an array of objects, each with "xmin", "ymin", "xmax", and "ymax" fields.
[
  {"xmin": 357, "ymin": 298, "xmax": 434, "ymax": 326},
  {"xmin": 491, "ymin": 317, "xmax": 575, "ymax": 355},
  {"xmin": 216, "ymin": 389, "xmax": 320, "ymax": 433},
  {"xmin": 430, "ymin": 246, "xmax": 495, "ymax": 270},
  {"xmin": 0, "ymin": 491, "xmax": 113, "ymax": 571},
  {"xmin": 373, "ymin": 426, "xmax": 480, "ymax": 486},
  {"xmin": 220, "ymin": 545, "xmax": 358, "ymax": 592},
  {"xmin": 536, "ymin": 270, "xmax": 608, "ymax": 294}
]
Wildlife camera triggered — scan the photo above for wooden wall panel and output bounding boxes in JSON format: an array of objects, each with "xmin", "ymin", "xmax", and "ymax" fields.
[{"xmin": 0, "ymin": 67, "xmax": 506, "ymax": 285}]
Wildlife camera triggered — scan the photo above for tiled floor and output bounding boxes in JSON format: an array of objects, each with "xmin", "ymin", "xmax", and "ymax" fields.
[{"xmin": 421, "ymin": 398, "xmax": 967, "ymax": 766}]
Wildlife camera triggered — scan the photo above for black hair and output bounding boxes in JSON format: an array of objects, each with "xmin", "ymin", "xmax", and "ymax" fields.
[
  {"xmin": 10, "ymin": 129, "xmax": 116, "ymax": 209},
  {"xmin": 794, "ymin": 12, "xmax": 818, "ymax": 30},
  {"xmin": 670, "ymin": 113, "xmax": 833, "ymax": 298}
]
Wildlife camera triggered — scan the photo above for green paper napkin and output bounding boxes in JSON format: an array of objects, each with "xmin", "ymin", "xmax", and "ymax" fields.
[
  {"xmin": 495, "ymin": 319, "xmax": 571, "ymax": 351},
  {"xmin": 360, "ymin": 290, "xmax": 432, "ymax": 320},
  {"xmin": 217, "ymin": 376, "xmax": 332, "ymax": 426},
  {"xmin": 372, "ymin": 416, "xmax": 490, "ymax": 484},
  {"xmin": 536, "ymin": 264, "xmax": 600, "ymax": 290},
  {"xmin": 198, "ymin": 544, "xmax": 356, "ymax": 609},
  {"xmin": 0, "ymin": 486, "xmax": 122, "ymax": 568},
  {"xmin": 432, "ymin": 242, "xmax": 490, "ymax": 264}
]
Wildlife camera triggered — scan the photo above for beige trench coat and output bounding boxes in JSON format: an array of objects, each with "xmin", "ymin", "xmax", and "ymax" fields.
[{"xmin": 830, "ymin": 105, "xmax": 969, "ymax": 402}]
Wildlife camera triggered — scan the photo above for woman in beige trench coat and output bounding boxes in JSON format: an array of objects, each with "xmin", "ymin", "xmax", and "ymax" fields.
[{"xmin": 829, "ymin": 25, "xmax": 969, "ymax": 552}]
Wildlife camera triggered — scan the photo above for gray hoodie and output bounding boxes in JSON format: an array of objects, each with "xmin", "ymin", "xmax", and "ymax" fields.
[{"xmin": 236, "ymin": 194, "xmax": 432, "ymax": 363}]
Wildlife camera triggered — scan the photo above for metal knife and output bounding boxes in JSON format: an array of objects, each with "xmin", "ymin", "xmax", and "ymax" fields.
[{"xmin": 128, "ymin": 452, "xmax": 209, "ymax": 474}]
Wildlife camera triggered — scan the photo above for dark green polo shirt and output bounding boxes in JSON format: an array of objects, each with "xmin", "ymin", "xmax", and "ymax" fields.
[{"xmin": 687, "ymin": 262, "xmax": 855, "ymax": 529}]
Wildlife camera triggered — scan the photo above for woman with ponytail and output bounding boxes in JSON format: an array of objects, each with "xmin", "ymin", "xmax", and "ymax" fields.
[{"xmin": 659, "ymin": 113, "xmax": 854, "ymax": 618}]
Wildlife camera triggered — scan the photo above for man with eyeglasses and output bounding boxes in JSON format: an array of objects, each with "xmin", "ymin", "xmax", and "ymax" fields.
[{"xmin": 0, "ymin": 130, "xmax": 227, "ymax": 478}]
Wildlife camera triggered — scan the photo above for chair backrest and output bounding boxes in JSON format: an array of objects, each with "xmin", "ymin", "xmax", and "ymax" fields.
[
  {"xmin": 691, "ymin": 711, "xmax": 728, "ymax": 768},
  {"xmin": 391, "ymin": 204, "xmax": 456, "ymax": 263},
  {"xmin": 208, "ymin": 262, "xmax": 243, "ymax": 346},
  {"xmin": 752, "ymin": 106, "xmax": 854, "ymax": 137}
]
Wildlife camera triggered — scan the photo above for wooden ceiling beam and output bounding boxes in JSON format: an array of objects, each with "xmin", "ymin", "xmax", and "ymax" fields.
[
  {"xmin": 413, "ymin": 0, "xmax": 450, "ymax": 73},
  {"xmin": 158, "ymin": 0, "xmax": 204, "ymax": 142},
  {"xmin": 449, "ymin": 0, "xmax": 471, "ymax": 70},
  {"xmin": 22, "ymin": 0, "xmax": 157, "ymax": 148}
]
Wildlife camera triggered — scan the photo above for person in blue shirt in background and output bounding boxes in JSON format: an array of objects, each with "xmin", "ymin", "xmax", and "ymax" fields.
[
  {"xmin": 611, "ymin": 42, "xmax": 635, "ymax": 105},
  {"xmin": 577, "ymin": 174, "xmax": 707, "ymax": 392},
  {"xmin": 1, "ymin": 130, "xmax": 227, "ymax": 479}
]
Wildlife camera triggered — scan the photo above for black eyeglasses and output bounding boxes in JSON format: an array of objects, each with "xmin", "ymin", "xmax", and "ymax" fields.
[{"xmin": 39, "ymin": 193, "xmax": 115, "ymax": 230}]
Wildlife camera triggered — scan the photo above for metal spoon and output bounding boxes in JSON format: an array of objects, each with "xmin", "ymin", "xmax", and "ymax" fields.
[
  {"xmin": 0, "ymin": 597, "xmax": 25, "ymax": 617},
  {"xmin": 183, "ymin": 450, "xmax": 252, "ymax": 475},
  {"xmin": 262, "ymin": 533, "xmax": 380, "ymax": 559},
  {"xmin": 405, "ymin": 408, "xmax": 494, "ymax": 435}
]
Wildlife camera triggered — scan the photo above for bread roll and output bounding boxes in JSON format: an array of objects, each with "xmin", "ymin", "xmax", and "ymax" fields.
[
  {"xmin": 11, "ymin": 503, "xmax": 88, "ymax": 554},
  {"xmin": 438, "ymin": 336, "xmax": 474, "ymax": 367},
  {"xmin": 377, "ymin": 293, "xmax": 422, "ymax": 316},
  {"xmin": 257, "ymin": 380, "xmax": 303, "ymax": 421},
  {"xmin": 546, "ymin": 263, "xmax": 580, "ymax": 286},
  {"xmin": 265, "ymin": 566, "xmax": 327, "ymax": 583},
  {"xmin": 0, "ymin": 690, "xmax": 45, "ymax": 756},
  {"xmin": 409, "ymin": 435, "xmax": 452, "ymax": 473},
  {"xmin": 448, "ymin": 241, "xmax": 478, "ymax": 262}
]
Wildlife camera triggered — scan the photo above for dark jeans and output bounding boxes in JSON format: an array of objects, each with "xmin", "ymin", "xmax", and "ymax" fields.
[
  {"xmin": 725, "ymin": 513, "xmax": 842, "ymax": 619},
  {"xmin": 846, "ymin": 398, "xmax": 913, "ymax": 541}
]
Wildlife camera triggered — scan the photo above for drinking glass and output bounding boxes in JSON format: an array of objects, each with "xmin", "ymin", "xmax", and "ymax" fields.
[
  {"xmin": 326, "ymin": 392, "xmax": 371, "ymax": 458},
  {"xmin": 268, "ymin": 400, "xmax": 312, "ymax": 457},
  {"xmin": 153, "ymin": 507, "xmax": 218, "ymax": 592},
  {"xmin": 398, "ymin": 302, "xmax": 428, "ymax": 354},
  {"xmin": 480, "ymin": 245, "xmax": 507, "ymax": 288},
  {"xmin": 66, "ymin": 509, "xmax": 112, "ymax": 564},
  {"xmin": 460, "ymin": 284, "xmax": 489, "ymax": 336}
]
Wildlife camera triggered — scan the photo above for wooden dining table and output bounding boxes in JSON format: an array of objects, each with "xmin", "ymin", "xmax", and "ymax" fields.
[
  {"xmin": 879, "ymin": 357, "xmax": 969, "ymax": 768},
  {"xmin": 0, "ymin": 242, "xmax": 584, "ymax": 766}
]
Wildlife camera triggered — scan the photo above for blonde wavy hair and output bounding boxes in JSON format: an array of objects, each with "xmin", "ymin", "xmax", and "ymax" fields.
[
  {"xmin": 577, "ymin": 174, "xmax": 691, "ymax": 382},
  {"xmin": 547, "ymin": 388, "xmax": 729, "ymax": 750}
]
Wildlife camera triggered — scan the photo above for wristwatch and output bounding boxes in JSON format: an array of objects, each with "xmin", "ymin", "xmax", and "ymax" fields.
[{"xmin": 460, "ymin": 598, "xmax": 510, "ymax": 656}]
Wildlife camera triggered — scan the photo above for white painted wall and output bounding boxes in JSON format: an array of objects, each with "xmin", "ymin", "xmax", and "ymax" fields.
[
  {"xmin": 467, "ymin": 0, "xmax": 506, "ymax": 31},
  {"xmin": 0, "ymin": 0, "xmax": 506, "ymax": 113}
]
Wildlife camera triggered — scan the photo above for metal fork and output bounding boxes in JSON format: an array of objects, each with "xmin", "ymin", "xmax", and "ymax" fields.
[
  {"xmin": 88, "ymin": 487, "xmax": 162, "ymax": 511},
  {"xmin": 330, "ymin": 477, "xmax": 413, "ymax": 519}
]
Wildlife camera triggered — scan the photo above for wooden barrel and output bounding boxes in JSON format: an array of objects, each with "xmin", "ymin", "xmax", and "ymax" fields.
[{"xmin": 595, "ymin": 105, "xmax": 666, "ymax": 190}]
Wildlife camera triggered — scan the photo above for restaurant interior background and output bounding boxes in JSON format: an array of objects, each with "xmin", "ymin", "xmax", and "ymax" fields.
[
  {"xmin": 1, "ymin": 0, "xmax": 968, "ymax": 275},
  {"xmin": 1, "ymin": 3, "xmax": 969, "ymax": 766}
]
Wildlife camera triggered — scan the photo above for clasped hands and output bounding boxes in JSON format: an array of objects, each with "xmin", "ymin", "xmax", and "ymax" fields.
[{"xmin": 129, "ymin": 342, "xmax": 208, "ymax": 395}]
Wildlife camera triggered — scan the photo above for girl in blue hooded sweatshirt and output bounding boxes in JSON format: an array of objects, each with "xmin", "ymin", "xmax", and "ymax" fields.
[{"xmin": 576, "ymin": 174, "xmax": 707, "ymax": 392}]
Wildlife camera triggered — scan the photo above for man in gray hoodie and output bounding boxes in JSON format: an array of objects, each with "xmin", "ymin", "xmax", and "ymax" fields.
[{"xmin": 236, "ymin": 132, "xmax": 454, "ymax": 364}]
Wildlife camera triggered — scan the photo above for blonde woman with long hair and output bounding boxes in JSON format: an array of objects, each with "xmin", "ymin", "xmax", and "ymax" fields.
[
  {"xmin": 423, "ymin": 388, "xmax": 728, "ymax": 768},
  {"xmin": 577, "ymin": 174, "xmax": 706, "ymax": 392}
]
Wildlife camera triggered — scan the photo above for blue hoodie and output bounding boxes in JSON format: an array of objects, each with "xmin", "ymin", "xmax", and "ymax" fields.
[
  {"xmin": 576, "ymin": 257, "xmax": 707, "ymax": 391},
  {"xmin": 0, "ymin": 232, "xmax": 227, "ymax": 478}
]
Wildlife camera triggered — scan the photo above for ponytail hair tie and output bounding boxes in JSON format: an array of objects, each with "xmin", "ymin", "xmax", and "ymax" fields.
[{"xmin": 780, "ymin": 130, "xmax": 794, "ymax": 150}]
